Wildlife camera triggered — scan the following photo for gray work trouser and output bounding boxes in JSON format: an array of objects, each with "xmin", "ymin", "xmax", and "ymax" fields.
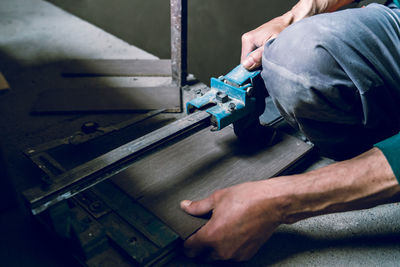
[{"xmin": 261, "ymin": 3, "xmax": 400, "ymax": 160}]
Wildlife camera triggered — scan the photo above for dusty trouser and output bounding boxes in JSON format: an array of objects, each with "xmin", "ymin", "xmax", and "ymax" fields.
[{"xmin": 261, "ymin": 3, "xmax": 400, "ymax": 160}]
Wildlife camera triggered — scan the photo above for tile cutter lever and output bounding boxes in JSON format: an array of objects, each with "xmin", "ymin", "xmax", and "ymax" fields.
[{"xmin": 186, "ymin": 64, "xmax": 268, "ymax": 136}]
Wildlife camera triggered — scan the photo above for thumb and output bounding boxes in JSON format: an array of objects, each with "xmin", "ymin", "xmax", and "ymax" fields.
[
  {"xmin": 180, "ymin": 197, "xmax": 214, "ymax": 217},
  {"xmin": 241, "ymin": 46, "xmax": 264, "ymax": 70}
]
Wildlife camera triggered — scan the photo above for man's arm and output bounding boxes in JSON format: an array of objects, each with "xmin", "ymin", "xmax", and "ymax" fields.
[
  {"xmin": 241, "ymin": 0, "xmax": 355, "ymax": 69},
  {"xmin": 181, "ymin": 147, "xmax": 400, "ymax": 261}
]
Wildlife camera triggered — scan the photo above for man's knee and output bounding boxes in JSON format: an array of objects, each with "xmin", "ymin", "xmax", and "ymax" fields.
[{"xmin": 261, "ymin": 16, "xmax": 347, "ymax": 117}]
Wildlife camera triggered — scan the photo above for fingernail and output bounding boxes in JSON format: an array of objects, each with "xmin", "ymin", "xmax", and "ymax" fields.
[
  {"xmin": 242, "ymin": 57, "xmax": 255, "ymax": 69},
  {"xmin": 242, "ymin": 58, "xmax": 251, "ymax": 68},
  {"xmin": 181, "ymin": 200, "xmax": 192, "ymax": 208}
]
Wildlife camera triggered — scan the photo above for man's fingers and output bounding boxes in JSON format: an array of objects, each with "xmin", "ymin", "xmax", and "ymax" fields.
[
  {"xmin": 240, "ymin": 44, "xmax": 257, "ymax": 65},
  {"xmin": 241, "ymin": 47, "xmax": 264, "ymax": 70},
  {"xmin": 240, "ymin": 33, "xmax": 257, "ymax": 63},
  {"xmin": 181, "ymin": 196, "xmax": 216, "ymax": 258},
  {"xmin": 180, "ymin": 197, "xmax": 214, "ymax": 216}
]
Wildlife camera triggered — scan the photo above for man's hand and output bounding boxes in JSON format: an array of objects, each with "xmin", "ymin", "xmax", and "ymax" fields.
[
  {"xmin": 180, "ymin": 181, "xmax": 285, "ymax": 261},
  {"xmin": 240, "ymin": 0, "xmax": 356, "ymax": 70},
  {"xmin": 181, "ymin": 148, "xmax": 400, "ymax": 261},
  {"xmin": 241, "ymin": 15, "xmax": 293, "ymax": 70}
]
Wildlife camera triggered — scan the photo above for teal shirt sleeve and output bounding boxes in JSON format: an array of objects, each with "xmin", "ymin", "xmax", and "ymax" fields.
[{"xmin": 374, "ymin": 132, "xmax": 400, "ymax": 183}]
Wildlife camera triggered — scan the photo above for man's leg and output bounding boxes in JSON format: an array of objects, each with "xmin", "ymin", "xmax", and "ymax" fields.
[{"xmin": 262, "ymin": 3, "xmax": 400, "ymax": 160}]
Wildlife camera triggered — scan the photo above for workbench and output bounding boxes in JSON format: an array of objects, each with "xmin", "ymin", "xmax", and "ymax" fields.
[{"xmin": 1, "ymin": 0, "xmax": 400, "ymax": 266}]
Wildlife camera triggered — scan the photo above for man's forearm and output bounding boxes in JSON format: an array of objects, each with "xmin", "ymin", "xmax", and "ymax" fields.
[
  {"xmin": 181, "ymin": 147, "xmax": 400, "ymax": 260},
  {"xmin": 282, "ymin": 0, "xmax": 356, "ymax": 25},
  {"xmin": 275, "ymin": 148, "xmax": 400, "ymax": 224},
  {"xmin": 241, "ymin": 0, "xmax": 356, "ymax": 69}
]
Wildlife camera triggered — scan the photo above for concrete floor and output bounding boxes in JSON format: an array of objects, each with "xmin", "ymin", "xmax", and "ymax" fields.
[{"xmin": 1, "ymin": 0, "xmax": 400, "ymax": 266}]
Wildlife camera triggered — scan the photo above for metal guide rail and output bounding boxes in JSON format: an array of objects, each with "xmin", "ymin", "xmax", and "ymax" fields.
[
  {"xmin": 39, "ymin": 180, "xmax": 180, "ymax": 266},
  {"xmin": 22, "ymin": 111, "xmax": 211, "ymax": 215}
]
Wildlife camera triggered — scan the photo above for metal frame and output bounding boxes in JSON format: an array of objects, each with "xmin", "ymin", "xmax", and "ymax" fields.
[
  {"xmin": 22, "ymin": 1, "xmax": 192, "ymax": 215},
  {"xmin": 170, "ymin": 0, "xmax": 188, "ymax": 111},
  {"xmin": 170, "ymin": 0, "xmax": 187, "ymax": 87},
  {"xmin": 23, "ymin": 111, "xmax": 210, "ymax": 215}
]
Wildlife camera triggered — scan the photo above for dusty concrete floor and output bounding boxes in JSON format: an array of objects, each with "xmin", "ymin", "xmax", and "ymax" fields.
[{"xmin": 0, "ymin": 0, "xmax": 400, "ymax": 266}]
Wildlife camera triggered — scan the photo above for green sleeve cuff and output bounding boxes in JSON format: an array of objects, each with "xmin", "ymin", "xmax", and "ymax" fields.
[{"xmin": 374, "ymin": 132, "xmax": 400, "ymax": 184}]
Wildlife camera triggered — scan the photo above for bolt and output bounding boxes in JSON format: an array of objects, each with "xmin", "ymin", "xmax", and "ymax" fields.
[
  {"xmin": 210, "ymin": 117, "xmax": 219, "ymax": 132},
  {"xmin": 216, "ymin": 91, "xmax": 229, "ymax": 103},
  {"xmin": 218, "ymin": 75, "xmax": 224, "ymax": 80},
  {"xmin": 210, "ymin": 126, "xmax": 219, "ymax": 132},
  {"xmin": 228, "ymin": 102, "xmax": 236, "ymax": 112},
  {"xmin": 81, "ymin": 121, "xmax": 99, "ymax": 134},
  {"xmin": 68, "ymin": 134, "xmax": 83, "ymax": 145},
  {"xmin": 128, "ymin": 236, "xmax": 137, "ymax": 245},
  {"xmin": 89, "ymin": 201, "xmax": 103, "ymax": 212},
  {"xmin": 246, "ymin": 86, "xmax": 254, "ymax": 97}
]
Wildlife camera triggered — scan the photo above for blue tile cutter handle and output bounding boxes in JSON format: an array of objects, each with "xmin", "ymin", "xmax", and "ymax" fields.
[{"xmin": 186, "ymin": 64, "xmax": 267, "ymax": 133}]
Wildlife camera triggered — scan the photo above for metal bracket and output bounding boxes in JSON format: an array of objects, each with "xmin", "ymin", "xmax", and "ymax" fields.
[{"xmin": 186, "ymin": 64, "xmax": 261, "ymax": 130}]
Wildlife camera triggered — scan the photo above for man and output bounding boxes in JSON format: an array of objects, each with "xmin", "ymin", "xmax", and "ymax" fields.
[{"xmin": 180, "ymin": 0, "xmax": 400, "ymax": 261}]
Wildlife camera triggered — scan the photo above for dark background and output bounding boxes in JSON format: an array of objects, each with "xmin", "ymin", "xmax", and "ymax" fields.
[{"xmin": 46, "ymin": 0, "xmax": 297, "ymax": 83}]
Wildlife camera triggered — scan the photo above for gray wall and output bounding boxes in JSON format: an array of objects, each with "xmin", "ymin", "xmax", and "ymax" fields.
[
  {"xmin": 47, "ymin": 0, "xmax": 296, "ymax": 83},
  {"xmin": 46, "ymin": 0, "xmax": 382, "ymax": 84}
]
